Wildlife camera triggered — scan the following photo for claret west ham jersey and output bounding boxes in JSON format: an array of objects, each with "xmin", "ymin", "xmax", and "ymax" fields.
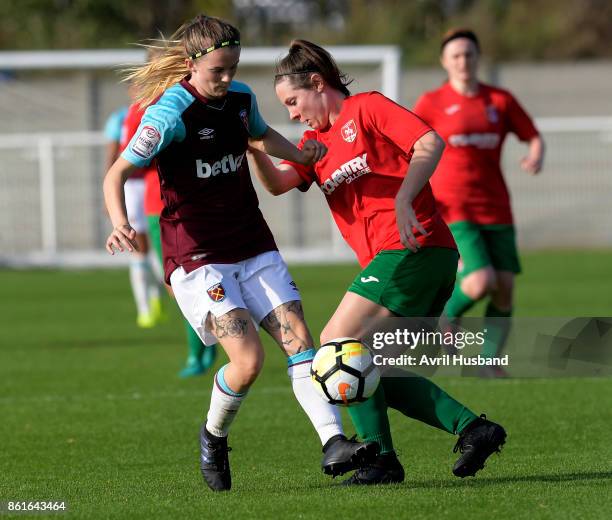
[
  {"xmin": 414, "ymin": 82, "xmax": 539, "ymax": 225},
  {"xmin": 122, "ymin": 79, "xmax": 277, "ymax": 283},
  {"xmin": 283, "ymin": 92, "xmax": 456, "ymax": 267}
]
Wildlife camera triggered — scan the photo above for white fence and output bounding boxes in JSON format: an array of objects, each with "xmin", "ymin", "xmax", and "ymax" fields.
[{"xmin": 0, "ymin": 117, "xmax": 611, "ymax": 267}]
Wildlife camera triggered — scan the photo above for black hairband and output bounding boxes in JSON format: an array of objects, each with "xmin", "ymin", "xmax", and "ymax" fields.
[
  {"xmin": 189, "ymin": 39, "xmax": 240, "ymax": 60},
  {"xmin": 274, "ymin": 69, "xmax": 319, "ymax": 79}
]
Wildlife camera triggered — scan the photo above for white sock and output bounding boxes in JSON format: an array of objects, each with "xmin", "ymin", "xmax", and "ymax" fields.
[
  {"xmin": 288, "ymin": 349, "xmax": 344, "ymax": 445},
  {"xmin": 129, "ymin": 256, "xmax": 150, "ymax": 315},
  {"xmin": 147, "ymin": 272, "xmax": 160, "ymax": 302},
  {"xmin": 205, "ymin": 364, "xmax": 247, "ymax": 438}
]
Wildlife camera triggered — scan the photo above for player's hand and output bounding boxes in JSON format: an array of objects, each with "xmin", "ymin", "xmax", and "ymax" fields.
[
  {"xmin": 396, "ymin": 203, "xmax": 428, "ymax": 252},
  {"xmin": 298, "ymin": 139, "xmax": 327, "ymax": 165},
  {"xmin": 520, "ymin": 154, "xmax": 543, "ymax": 175},
  {"xmin": 105, "ymin": 224, "xmax": 138, "ymax": 254}
]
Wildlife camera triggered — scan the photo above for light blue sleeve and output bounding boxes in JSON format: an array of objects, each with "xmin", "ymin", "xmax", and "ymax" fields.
[
  {"xmin": 120, "ymin": 85, "xmax": 195, "ymax": 167},
  {"xmin": 103, "ymin": 106, "xmax": 128, "ymax": 142},
  {"xmin": 229, "ymin": 81, "xmax": 268, "ymax": 138}
]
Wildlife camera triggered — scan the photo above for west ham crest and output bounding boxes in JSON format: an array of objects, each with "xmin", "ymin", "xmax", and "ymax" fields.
[
  {"xmin": 207, "ymin": 283, "xmax": 226, "ymax": 302},
  {"xmin": 341, "ymin": 119, "xmax": 358, "ymax": 143}
]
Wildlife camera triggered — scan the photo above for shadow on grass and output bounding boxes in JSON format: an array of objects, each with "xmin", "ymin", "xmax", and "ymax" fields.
[{"xmin": 409, "ymin": 470, "xmax": 612, "ymax": 489}]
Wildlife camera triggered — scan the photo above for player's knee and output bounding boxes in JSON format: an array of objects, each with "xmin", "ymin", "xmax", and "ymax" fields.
[
  {"xmin": 463, "ymin": 269, "xmax": 496, "ymax": 300},
  {"xmin": 320, "ymin": 324, "xmax": 341, "ymax": 346},
  {"xmin": 236, "ymin": 352, "xmax": 264, "ymax": 386}
]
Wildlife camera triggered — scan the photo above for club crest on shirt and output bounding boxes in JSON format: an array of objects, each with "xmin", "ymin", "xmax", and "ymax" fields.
[
  {"xmin": 444, "ymin": 103, "xmax": 461, "ymax": 115},
  {"xmin": 239, "ymin": 109, "xmax": 250, "ymax": 133},
  {"xmin": 341, "ymin": 119, "xmax": 358, "ymax": 143},
  {"xmin": 207, "ymin": 283, "xmax": 226, "ymax": 302},
  {"xmin": 486, "ymin": 105, "xmax": 499, "ymax": 123},
  {"xmin": 131, "ymin": 125, "xmax": 160, "ymax": 159}
]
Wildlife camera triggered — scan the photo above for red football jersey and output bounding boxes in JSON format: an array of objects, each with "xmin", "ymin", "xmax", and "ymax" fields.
[
  {"xmin": 282, "ymin": 92, "xmax": 456, "ymax": 267},
  {"xmin": 413, "ymin": 82, "xmax": 539, "ymax": 225},
  {"xmin": 121, "ymin": 103, "xmax": 164, "ymax": 215}
]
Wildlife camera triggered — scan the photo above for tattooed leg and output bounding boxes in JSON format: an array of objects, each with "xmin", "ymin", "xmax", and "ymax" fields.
[
  {"xmin": 261, "ymin": 300, "xmax": 315, "ymax": 356},
  {"xmin": 262, "ymin": 301, "xmax": 346, "ymax": 445},
  {"xmin": 205, "ymin": 308, "xmax": 264, "ymax": 393}
]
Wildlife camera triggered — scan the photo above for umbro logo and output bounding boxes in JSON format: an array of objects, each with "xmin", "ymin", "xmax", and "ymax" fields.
[
  {"xmin": 360, "ymin": 276, "xmax": 379, "ymax": 283},
  {"xmin": 198, "ymin": 128, "xmax": 215, "ymax": 140}
]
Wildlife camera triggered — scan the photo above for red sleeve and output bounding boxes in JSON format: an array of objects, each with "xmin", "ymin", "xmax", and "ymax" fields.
[
  {"xmin": 120, "ymin": 103, "xmax": 146, "ymax": 152},
  {"xmin": 364, "ymin": 92, "xmax": 433, "ymax": 155},
  {"xmin": 412, "ymin": 94, "xmax": 435, "ymax": 127},
  {"xmin": 504, "ymin": 92, "xmax": 539, "ymax": 142},
  {"xmin": 279, "ymin": 131, "xmax": 316, "ymax": 192}
]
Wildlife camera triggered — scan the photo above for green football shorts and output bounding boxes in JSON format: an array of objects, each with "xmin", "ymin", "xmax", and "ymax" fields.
[
  {"xmin": 448, "ymin": 221, "xmax": 521, "ymax": 279},
  {"xmin": 348, "ymin": 247, "xmax": 459, "ymax": 317}
]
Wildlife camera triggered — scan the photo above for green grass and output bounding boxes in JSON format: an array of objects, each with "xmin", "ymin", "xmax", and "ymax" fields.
[{"xmin": 1, "ymin": 250, "xmax": 611, "ymax": 519}]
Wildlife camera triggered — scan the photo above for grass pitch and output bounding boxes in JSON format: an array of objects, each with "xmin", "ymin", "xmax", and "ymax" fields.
[{"xmin": 1, "ymin": 250, "xmax": 611, "ymax": 519}]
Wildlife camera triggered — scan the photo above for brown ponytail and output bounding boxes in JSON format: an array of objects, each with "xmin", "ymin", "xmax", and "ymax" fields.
[{"xmin": 274, "ymin": 39, "xmax": 352, "ymax": 96}]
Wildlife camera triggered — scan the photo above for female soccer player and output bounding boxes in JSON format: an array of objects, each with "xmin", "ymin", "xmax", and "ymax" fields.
[
  {"xmin": 121, "ymin": 99, "xmax": 218, "ymax": 378},
  {"xmin": 248, "ymin": 39, "xmax": 507, "ymax": 485},
  {"xmin": 103, "ymin": 15, "xmax": 376, "ymax": 492},
  {"xmin": 413, "ymin": 29, "xmax": 545, "ymax": 376}
]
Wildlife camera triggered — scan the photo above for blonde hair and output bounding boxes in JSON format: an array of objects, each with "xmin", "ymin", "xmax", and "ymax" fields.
[{"xmin": 124, "ymin": 14, "xmax": 240, "ymax": 107}]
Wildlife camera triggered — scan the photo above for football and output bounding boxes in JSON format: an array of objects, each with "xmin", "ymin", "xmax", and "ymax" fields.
[{"xmin": 310, "ymin": 337, "xmax": 380, "ymax": 406}]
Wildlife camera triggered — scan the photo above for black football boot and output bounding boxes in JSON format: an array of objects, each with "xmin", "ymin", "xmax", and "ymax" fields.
[
  {"xmin": 452, "ymin": 414, "xmax": 507, "ymax": 477},
  {"xmin": 321, "ymin": 435, "xmax": 380, "ymax": 477}
]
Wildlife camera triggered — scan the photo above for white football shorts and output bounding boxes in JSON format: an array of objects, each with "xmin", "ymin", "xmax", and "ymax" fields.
[
  {"xmin": 124, "ymin": 178, "xmax": 146, "ymax": 234},
  {"xmin": 170, "ymin": 250, "xmax": 301, "ymax": 346}
]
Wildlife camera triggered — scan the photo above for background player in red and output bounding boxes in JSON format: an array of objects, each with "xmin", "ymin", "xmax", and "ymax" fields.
[
  {"xmin": 103, "ymin": 15, "xmax": 376, "ymax": 492},
  {"xmin": 121, "ymin": 100, "xmax": 218, "ymax": 378},
  {"xmin": 106, "ymin": 99, "xmax": 163, "ymax": 328},
  {"xmin": 117, "ymin": 91, "xmax": 164, "ymax": 329},
  {"xmin": 413, "ymin": 29, "xmax": 545, "ymax": 375},
  {"xmin": 248, "ymin": 39, "xmax": 507, "ymax": 485}
]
